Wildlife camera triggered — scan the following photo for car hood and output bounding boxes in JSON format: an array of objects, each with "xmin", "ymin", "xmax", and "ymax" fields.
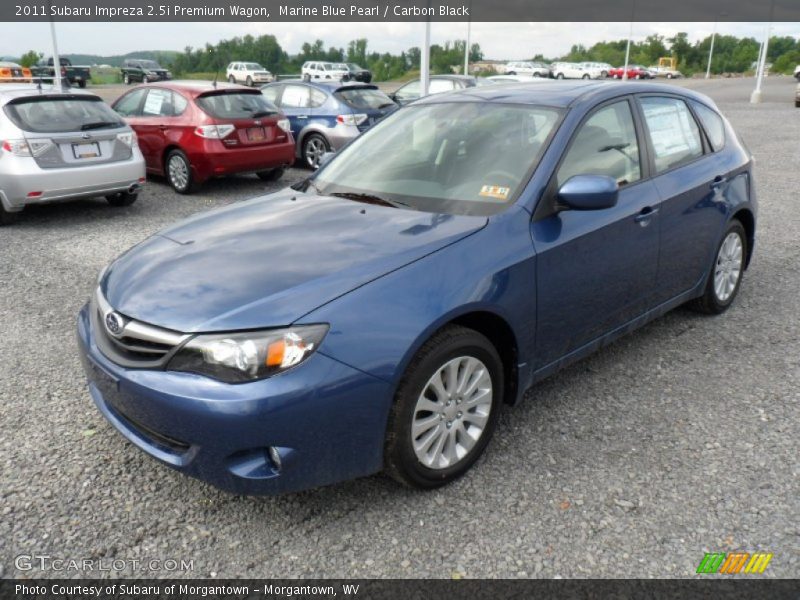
[{"xmin": 101, "ymin": 191, "xmax": 486, "ymax": 333}]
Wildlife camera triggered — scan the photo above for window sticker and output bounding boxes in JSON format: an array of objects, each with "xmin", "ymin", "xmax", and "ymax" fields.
[{"xmin": 479, "ymin": 185, "xmax": 511, "ymax": 201}]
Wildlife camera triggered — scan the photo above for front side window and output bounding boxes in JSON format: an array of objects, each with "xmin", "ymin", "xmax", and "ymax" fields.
[
  {"xmin": 640, "ymin": 97, "xmax": 703, "ymax": 173},
  {"xmin": 313, "ymin": 102, "xmax": 562, "ymax": 216},
  {"xmin": 395, "ymin": 80, "xmax": 421, "ymax": 101},
  {"xmin": 114, "ymin": 88, "xmax": 147, "ymax": 117},
  {"xmin": 557, "ymin": 100, "xmax": 641, "ymax": 187}
]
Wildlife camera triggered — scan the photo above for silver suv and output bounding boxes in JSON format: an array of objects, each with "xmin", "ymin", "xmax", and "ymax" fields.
[{"xmin": 0, "ymin": 85, "xmax": 145, "ymax": 224}]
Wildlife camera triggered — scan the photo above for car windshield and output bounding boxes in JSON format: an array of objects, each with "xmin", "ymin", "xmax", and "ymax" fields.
[
  {"xmin": 334, "ymin": 87, "xmax": 395, "ymax": 110},
  {"xmin": 334, "ymin": 63, "xmax": 349, "ymax": 70},
  {"xmin": 4, "ymin": 96, "xmax": 125, "ymax": 133},
  {"xmin": 347, "ymin": 64, "xmax": 362, "ymax": 70},
  {"xmin": 196, "ymin": 92, "xmax": 278, "ymax": 119},
  {"xmin": 244, "ymin": 63, "xmax": 263, "ymax": 70},
  {"xmin": 139, "ymin": 60, "xmax": 161, "ymax": 69},
  {"xmin": 313, "ymin": 102, "xmax": 563, "ymax": 216}
]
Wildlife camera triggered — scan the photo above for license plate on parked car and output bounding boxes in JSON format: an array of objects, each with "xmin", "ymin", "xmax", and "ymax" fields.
[
  {"xmin": 246, "ymin": 127, "xmax": 266, "ymax": 142},
  {"xmin": 72, "ymin": 142, "xmax": 100, "ymax": 159}
]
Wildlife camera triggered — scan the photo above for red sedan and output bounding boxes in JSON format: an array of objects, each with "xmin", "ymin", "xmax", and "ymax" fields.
[
  {"xmin": 608, "ymin": 65, "xmax": 653, "ymax": 80},
  {"xmin": 112, "ymin": 81, "xmax": 295, "ymax": 193}
]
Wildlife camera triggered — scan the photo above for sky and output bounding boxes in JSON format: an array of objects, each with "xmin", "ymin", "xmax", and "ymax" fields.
[{"xmin": 1, "ymin": 21, "xmax": 798, "ymax": 60}]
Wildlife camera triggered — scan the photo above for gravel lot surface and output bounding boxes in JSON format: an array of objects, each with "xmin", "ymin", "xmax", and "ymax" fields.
[{"xmin": 0, "ymin": 77, "xmax": 797, "ymax": 580}]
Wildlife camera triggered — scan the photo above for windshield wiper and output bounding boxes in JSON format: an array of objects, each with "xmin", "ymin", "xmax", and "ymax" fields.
[
  {"xmin": 377, "ymin": 102, "xmax": 396, "ymax": 109},
  {"xmin": 80, "ymin": 121, "xmax": 119, "ymax": 131},
  {"xmin": 251, "ymin": 109, "xmax": 277, "ymax": 118},
  {"xmin": 329, "ymin": 191, "xmax": 408, "ymax": 208}
]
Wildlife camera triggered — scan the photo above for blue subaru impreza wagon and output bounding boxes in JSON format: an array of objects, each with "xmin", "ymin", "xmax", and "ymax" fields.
[{"xmin": 77, "ymin": 81, "xmax": 756, "ymax": 494}]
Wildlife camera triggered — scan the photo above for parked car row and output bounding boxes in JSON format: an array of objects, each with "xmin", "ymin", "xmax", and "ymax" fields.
[{"xmin": 76, "ymin": 79, "xmax": 757, "ymax": 495}]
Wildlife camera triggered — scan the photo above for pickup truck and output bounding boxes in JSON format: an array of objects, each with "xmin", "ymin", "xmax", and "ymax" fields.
[{"xmin": 31, "ymin": 57, "xmax": 91, "ymax": 88}]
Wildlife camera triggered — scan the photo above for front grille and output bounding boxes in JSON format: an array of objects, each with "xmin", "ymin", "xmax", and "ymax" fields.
[{"xmin": 91, "ymin": 289, "xmax": 189, "ymax": 369}]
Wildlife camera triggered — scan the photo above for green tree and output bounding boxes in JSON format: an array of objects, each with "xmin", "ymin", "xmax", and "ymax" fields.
[{"xmin": 18, "ymin": 50, "xmax": 42, "ymax": 67}]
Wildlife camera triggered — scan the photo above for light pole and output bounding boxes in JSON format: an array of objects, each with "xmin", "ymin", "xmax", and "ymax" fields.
[
  {"xmin": 622, "ymin": 21, "xmax": 633, "ymax": 80},
  {"xmin": 46, "ymin": 0, "xmax": 62, "ymax": 88},
  {"xmin": 751, "ymin": 0, "xmax": 775, "ymax": 104},
  {"xmin": 705, "ymin": 21, "xmax": 717, "ymax": 79},
  {"xmin": 421, "ymin": 20, "xmax": 430, "ymax": 96},
  {"xmin": 464, "ymin": 20, "xmax": 471, "ymax": 75}
]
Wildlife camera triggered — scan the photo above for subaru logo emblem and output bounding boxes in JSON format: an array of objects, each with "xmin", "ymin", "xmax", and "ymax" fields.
[
  {"xmin": 105, "ymin": 312, "xmax": 125, "ymax": 336},
  {"xmin": 254, "ymin": 120, "xmax": 262, "ymax": 126},
  {"xmin": 81, "ymin": 133, "xmax": 91, "ymax": 140}
]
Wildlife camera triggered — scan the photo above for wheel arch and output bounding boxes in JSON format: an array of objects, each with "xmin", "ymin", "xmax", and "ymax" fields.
[{"xmin": 731, "ymin": 207, "xmax": 755, "ymax": 269}]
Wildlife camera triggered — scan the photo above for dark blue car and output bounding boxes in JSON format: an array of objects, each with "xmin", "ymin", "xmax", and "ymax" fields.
[
  {"xmin": 261, "ymin": 80, "xmax": 397, "ymax": 168},
  {"xmin": 77, "ymin": 81, "xmax": 756, "ymax": 494}
]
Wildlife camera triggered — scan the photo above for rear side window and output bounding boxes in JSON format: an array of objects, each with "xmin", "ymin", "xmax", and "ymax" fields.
[
  {"xmin": 261, "ymin": 85, "xmax": 281, "ymax": 104},
  {"xmin": 335, "ymin": 88, "xmax": 395, "ymax": 110},
  {"xmin": 309, "ymin": 89, "xmax": 328, "ymax": 108},
  {"xmin": 279, "ymin": 85, "xmax": 311, "ymax": 108},
  {"xmin": 640, "ymin": 97, "xmax": 703, "ymax": 173},
  {"xmin": 4, "ymin": 96, "xmax": 124, "ymax": 133},
  {"xmin": 114, "ymin": 88, "xmax": 146, "ymax": 117},
  {"xmin": 692, "ymin": 102, "xmax": 726, "ymax": 151},
  {"xmin": 557, "ymin": 100, "xmax": 641, "ymax": 187},
  {"xmin": 142, "ymin": 88, "xmax": 175, "ymax": 117},
  {"xmin": 196, "ymin": 92, "xmax": 278, "ymax": 119}
]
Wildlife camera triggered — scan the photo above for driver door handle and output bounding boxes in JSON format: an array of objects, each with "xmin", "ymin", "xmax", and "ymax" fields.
[{"xmin": 634, "ymin": 206, "xmax": 659, "ymax": 226}]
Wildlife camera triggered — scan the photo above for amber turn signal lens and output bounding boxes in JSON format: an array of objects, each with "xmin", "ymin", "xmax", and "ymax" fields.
[{"xmin": 266, "ymin": 340, "xmax": 285, "ymax": 367}]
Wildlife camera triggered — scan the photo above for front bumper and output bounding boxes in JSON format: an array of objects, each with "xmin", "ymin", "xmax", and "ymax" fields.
[
  {"xmin": 0, "ymin": 153, "xmax": 145, "ymax": 211},
  {"xmin": 76, "ymin": 304, "xmax": 392, "ymax": 495}
]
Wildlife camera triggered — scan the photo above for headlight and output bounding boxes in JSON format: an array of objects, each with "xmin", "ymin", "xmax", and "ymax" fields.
[{"xmin": 167, "ymin": 325, "xmax": 329, "ymax": 383}]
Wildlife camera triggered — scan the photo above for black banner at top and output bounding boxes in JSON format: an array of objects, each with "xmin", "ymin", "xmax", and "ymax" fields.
[{"xmin": 3, "ymin": 0, "xmax": 800, "ymax": 22}]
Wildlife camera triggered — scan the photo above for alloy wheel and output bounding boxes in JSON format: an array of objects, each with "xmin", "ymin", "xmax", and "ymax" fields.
[
  {"xmin": 304, "ymin": 137, "xmax": 327, "ymax": 168},
  {"xmin": 714, "ymin": 231, "xmax": 743, "ymax": 302},
  {"xmin": 168, "ymin": 155, "xmax": 189, "ymax": 191},
  {"xmin": 411, "ymin": 356, "xmax": 493, "ymax": 470}
]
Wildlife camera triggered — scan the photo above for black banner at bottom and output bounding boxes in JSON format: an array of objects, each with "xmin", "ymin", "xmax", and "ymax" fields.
[{"xmin": 1, "ymin": 579, "xmax": 799, "ymax": 600}]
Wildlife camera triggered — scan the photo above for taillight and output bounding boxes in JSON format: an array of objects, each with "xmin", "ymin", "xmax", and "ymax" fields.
[
  {"xmin": 276, "ymin": 118, "xmax": 291, "ymax": 133},
  {"xmin": 2, "ymin": 139, "xmax": 52, "ymax": 157},
  {"xmin": 194, "ymin": 124, "xmax": 235, "ymax": 139},
  {"xmin": 116, "ymin": 131, "xmax": 137, "ymax": 148},
  {"xmin": 336, "ymin": 114, "xmax": 368, "ymax": 126}
]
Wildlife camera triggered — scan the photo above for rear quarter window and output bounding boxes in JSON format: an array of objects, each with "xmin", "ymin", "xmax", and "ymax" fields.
[{"xmin": 691, "ymin": 101, "xmax": 726, "ymax": 151}]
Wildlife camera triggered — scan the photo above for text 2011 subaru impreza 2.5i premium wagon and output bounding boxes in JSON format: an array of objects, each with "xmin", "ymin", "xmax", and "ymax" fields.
[
  {"xmin": 0, "ymin": 86, "xmax": 145, "ymax": 224},
  {"xmin": 77, "ymin": 81, "xmax": 756, "ymax": 495}
]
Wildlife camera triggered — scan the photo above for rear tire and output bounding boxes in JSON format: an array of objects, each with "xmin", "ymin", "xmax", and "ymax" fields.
[
  {"xmin": 165, "ymin": 149, "xmax": 197, "ymax": 194},
  {"xmin": 301, "ymin": 133, "xmax": 329, "ymax": 169},
  {"xmin": 384, "ymin": 325, "xmax": 503, "ymax": 489},
  {"xmin": 256, "ymin": 168, "xmax": 284, "ymax": 182},
  {"xmin": 556, "ymin": 73, "xmax": 565, "ymax": 80},
  {"xmin": 0, "ymin": 205, "xmax": 21, "ymax": 225},
  {"xmin": 689, "ymin": 220, "xmax": 747, "ymax": 315},
  {"xmin": 106, "ymin": 191, "xmax": 138, "ymax": 207},
  {"xmin": 582, "ymin": 74, "xmax": 590, "ymax": 80}
]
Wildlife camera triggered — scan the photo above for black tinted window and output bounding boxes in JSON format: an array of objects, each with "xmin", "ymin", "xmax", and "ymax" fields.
[
  {"xmin": 4, "ymin": 97, "xmax": 124, "ymax": 133},
  {"xmin": 196, "ymin": 92, "xmax": 278, "ymax": 119},
  {"xmin": 335, "ymin": 88, "xmax": 395, "ymax": 110}
]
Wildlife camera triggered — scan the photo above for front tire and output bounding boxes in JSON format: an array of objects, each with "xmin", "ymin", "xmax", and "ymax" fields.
[
  {"xmin": 384, "ymin": 325, "xmax": 503, "ymax": 489},
  {"xmin": 228, "ymin": 75, "xmax": 235, "ymax": 84},
  {"xmin": 690, "ymin": 220, "xmax": 747, "ymax": 314},
  {"xmin": 105, "ymin": 191, "xmax": 138, "ymax": 207},
  {"xmin": 246, "ymin": 76, "xmax": 253, "ymax": 87},
  {"xmin": 123, "ymin": 73, "xmax": 130, "ymax": 85},
  {"xmin": 582, "ymin": 74, "xmax": 590, "ymax": 79},
  {"xmin": 165, "ymin": 149, "xmax": 197, "ymax": 194},
  {"xmin": 556, "ymin": 72, "xmax": 565, "ymax": 80}
]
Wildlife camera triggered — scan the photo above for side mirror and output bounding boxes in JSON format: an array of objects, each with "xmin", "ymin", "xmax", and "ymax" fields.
[
  {"xmin": 557, "ymin": 175, "xmax": 619, "ymax": 211},
  {"xmin": 316, "ymin": 151, "xmax": 336, "ymax": 169}
]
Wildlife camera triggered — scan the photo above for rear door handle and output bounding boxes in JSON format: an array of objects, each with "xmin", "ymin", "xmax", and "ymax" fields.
[
  {"xmin": 634, "ymin": 206, "xmax": 659, "ymax": 225},
  {"xmin": 158, "ymin": 125, "xmax": 168, "ymax": 131}
]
